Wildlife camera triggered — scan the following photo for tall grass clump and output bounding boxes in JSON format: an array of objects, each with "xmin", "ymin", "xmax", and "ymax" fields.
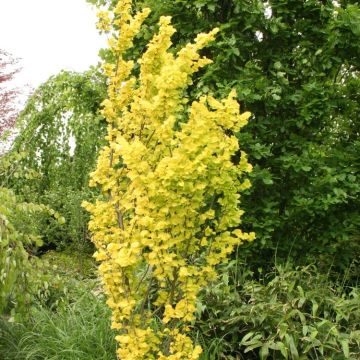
[{"xmin": 0, "ymin": 291, "xmax": 116, "ymax": 360}]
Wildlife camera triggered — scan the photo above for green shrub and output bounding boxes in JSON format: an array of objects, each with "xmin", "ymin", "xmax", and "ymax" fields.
[
  {"xmin": 0, "ymin": 185, "xmax": 79, "ymax": 318},
  {"xmin": 0, "ymin": 250, "xmax": 114, "ymax": 360},
  {"xmin": 196, "ymin": 264, "xmax": 360, "ymax": 359},
  {"xmin": 29, "ymin": 251, "xmax": 98, "ymax": 310},
  {"xmin": 0, "ymin": 187, "xmax": 55, "ymax": 316}
]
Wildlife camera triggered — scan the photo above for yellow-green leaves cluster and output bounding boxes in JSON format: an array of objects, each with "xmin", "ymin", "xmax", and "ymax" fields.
[{"xmin": 84, "ymin": 1, "xmax": 254, "ymax": 359}]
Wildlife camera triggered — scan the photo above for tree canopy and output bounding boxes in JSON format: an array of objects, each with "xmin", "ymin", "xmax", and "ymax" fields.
[{"xmin": 122, "ymin": 0, "xmax": 360, "ymax": 270}]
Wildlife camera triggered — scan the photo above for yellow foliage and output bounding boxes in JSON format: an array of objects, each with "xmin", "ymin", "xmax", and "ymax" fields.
[{"xmin": 84, "ymin": 1, "xmax": 254, "ymax": 358}]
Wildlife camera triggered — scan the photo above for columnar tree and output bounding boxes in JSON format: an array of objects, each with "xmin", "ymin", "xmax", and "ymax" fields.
[{"xmin": 84, "ymin": 1, "xmax": 254, "ymax": 358}]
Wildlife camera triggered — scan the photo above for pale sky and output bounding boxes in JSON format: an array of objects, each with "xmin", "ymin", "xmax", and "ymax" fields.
[{"xmin": 0, "ymin": 0, "xmax": 106, "ymax": 88}]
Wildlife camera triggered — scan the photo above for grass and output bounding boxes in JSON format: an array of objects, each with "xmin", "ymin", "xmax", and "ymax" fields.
[
  {"xmin": 0, "ymin": 250, "xmax": 116, "ymax": 360},
  {"xmin": 0, "ymin": 291, "xmax": 116, "ymax": 360}
]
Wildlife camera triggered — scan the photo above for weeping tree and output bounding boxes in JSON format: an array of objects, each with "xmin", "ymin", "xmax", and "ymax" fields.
[{"xmin": 2, "ymin": 69, "xmax": 107, "ymax": 250}]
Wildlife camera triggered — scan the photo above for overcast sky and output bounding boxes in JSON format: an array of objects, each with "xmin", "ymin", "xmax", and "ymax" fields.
[{"xmin": 0, "ymin": 0, "xmax": 106, "ymax": 88}]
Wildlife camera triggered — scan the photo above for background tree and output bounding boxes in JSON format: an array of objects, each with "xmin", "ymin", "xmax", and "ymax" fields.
[
  {"xmin": 108, "ymin": 0, "xmax": 360, "ymax": 273},
  {"xmin": 2, "ymin": 69, "xmax": 107, "ymax": 251}
]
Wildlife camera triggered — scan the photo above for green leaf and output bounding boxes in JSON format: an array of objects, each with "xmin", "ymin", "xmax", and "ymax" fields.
[
  {"xmin": 244, "ymin": 342, "xmax": 263, "ymax": 353},
  {"xmin": 260, "ymin": 344, "xmax": 269, "ymax": 359},
  {"xmin": 232, "ymin": 47, "xmax": 240, "ymax": 56},
  {"xmin": 263, "ymin": 177, "xmax": 274, "ymax": 185},
  {"xmin": 312, "ymin": 302, "xmax": 319, "ymax": 317},
  {"xmin": 302, "ymin": 325, "xmax": 309, "ymax": 336},
  {"xmin": 285, "ymin": 334, "xmax": 299, "ymax": 360},
  {"xmin": 340, "ymin": 339, "xmax": 350, "ymax": 358},
  {"xmin": 276, "ymin": 342, "xmax": 288, "ymax": 359},
  {"xmin": 241, "ymin": 331, "xmax": 255, "ymax": 344},
  {"xmin": 272, "ymin": 94, "xmax": 281, "ymax": 100}
]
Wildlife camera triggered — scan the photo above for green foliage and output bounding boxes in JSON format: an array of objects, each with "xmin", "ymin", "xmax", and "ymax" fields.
[
  {"xmin": 41, "ymin": 250, "xmax": 97, "ymax": 281},
  {"xmin": 2, "ymin": 69, "xmax": 107, "ymax": 250},
  {"xmin": 0, "ymin": 291, "xmax": 116, "ymax": 360},
  {"xmin": 196, "ymin": 264, "xmax": 360, "ymax": 359},
  {"xmin": 0, "ymin": 251, "xmax": 113, "ymax": 360},
  {"xmin": 1, "ymin": 1, "xmax": 359, "ymax": 358},
  {"xmin": 0, "ymin": 187, "xmax": 37, "ymax": 315},
  {"xmin": 30, "ymin": 250, "xmax": 98, "ymax": 310},
  {"xmin": 123, "ymin": 0, "xmax": 360, "ymax": 271},
  {"xmin": 0, "ymin": 187, "xmax": 61, "ymax": 316},
  {"xmin": 0, "ymin": 150, "xmax": 74, "ymax": 316}
]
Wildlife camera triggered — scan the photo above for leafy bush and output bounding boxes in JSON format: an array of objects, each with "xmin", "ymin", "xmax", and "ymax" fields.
[
  {"xmin": 0, "ymin": 185, "xmax": 94, "ymax": 316},
  {"xmin": 30, "ymin": 250, "xmax": 98, "ymax": 310},
  {"xmin": 36, "ymin": 188, "xmax": 96, "ymax": 252},
  {"xmin": 0, "ymin": 187, "xmax": 56, "ymax": 316},
  {"xmin": 196, "ymin": 264, "xmax": 360, "ymax": 359}
]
